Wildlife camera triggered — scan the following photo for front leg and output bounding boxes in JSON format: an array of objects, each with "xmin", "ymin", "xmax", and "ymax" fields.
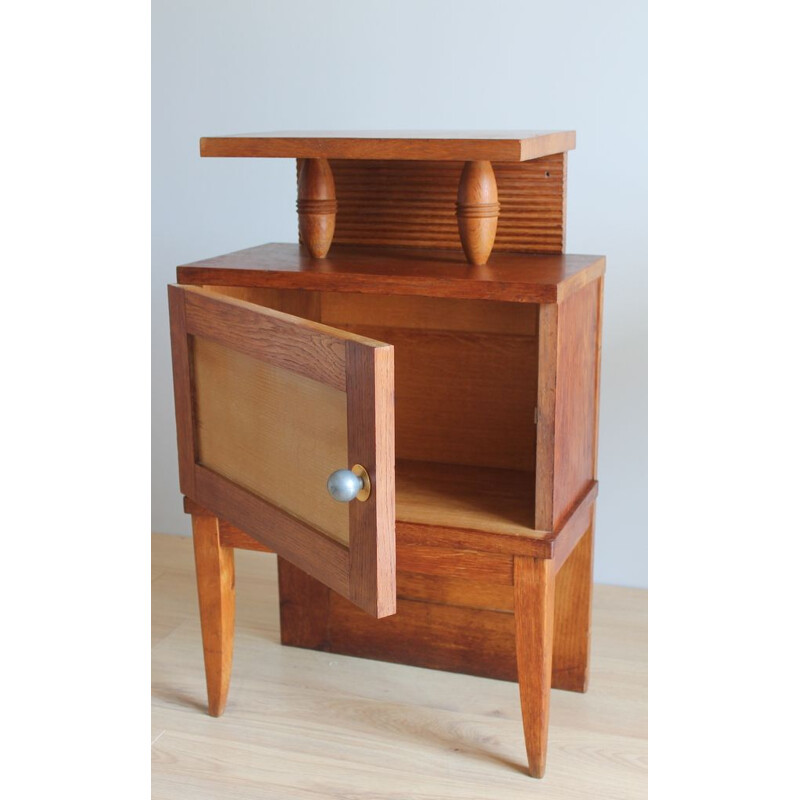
[
  {"xmin": 191, "ymin": 513, "xmax": 235, "ymax": 716},
  {"xmin": 514, "ymin": 556, "xmax": 555, "ymax": 778}
]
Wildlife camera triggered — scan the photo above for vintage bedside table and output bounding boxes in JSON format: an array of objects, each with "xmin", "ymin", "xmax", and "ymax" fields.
[{"xmin": 168, "ymin": 131, "xmax": 604, "ymax": 779}]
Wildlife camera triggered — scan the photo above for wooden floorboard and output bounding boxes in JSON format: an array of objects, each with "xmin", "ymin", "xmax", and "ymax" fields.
[{"xmin": 152, "ymin": 532, "xmax": 647, "ymax": 798}]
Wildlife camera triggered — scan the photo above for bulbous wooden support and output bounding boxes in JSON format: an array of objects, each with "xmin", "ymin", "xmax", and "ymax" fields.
[
  {"xmin": 297, "ymin": 158, "xmax": 337, "ymax": 258},
  {"xmin": 456, "ymin": 160, "xmax": 499, "ymax": 266}
]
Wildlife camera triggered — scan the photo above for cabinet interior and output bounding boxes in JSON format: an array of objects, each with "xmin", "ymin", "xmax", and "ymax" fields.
[{"xmin": 200, "ymin": 285, "xmax": 540, "ymax": 536}]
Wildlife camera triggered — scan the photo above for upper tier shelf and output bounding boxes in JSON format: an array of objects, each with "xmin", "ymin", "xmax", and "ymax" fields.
[
  {"xmin": 199, "ymin": 130, "xmax": 576, "ymax": 162},
  {"xmin": 177, "ymin": 244, "xmax": 604, "ymax": 304}
]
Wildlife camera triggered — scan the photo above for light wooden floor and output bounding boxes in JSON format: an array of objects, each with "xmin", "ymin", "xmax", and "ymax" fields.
[{"xmin": 152, "ymin": 533, "xmax": 647, "ymax": 799}]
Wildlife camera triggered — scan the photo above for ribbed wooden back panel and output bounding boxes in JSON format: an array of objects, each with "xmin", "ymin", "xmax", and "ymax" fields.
[{"xmin": 300, "ymin": 154, "xmax": 566, "ymax": 255}]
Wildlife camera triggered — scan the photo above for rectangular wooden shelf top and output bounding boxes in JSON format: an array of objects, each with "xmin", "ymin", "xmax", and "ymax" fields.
[
  {"xmin": 177, "ymin": 243, "xmax": 604, "ymax": 304},
  {"xmin": 199, "ymin": 130, "xmax": 576, "ymax": 162}
]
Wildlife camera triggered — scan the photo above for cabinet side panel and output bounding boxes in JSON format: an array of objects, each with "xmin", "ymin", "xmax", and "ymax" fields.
[{"xmin": 552, "ymin": 281, "xmax": 601, "ymax": 530}]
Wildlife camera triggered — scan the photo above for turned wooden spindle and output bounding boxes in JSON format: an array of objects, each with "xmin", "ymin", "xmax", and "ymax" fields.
[
  {"xmin": 456, "ymin": 160, "xmax": 500, "ymax": 266},
  {"xmin": 297, "ymin": 158, "xmax": 337, "ymax": 258}
]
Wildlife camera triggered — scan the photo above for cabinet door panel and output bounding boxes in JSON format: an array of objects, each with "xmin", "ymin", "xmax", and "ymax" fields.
[{"xmin": 168, "ymin": 284, "xmax": 396, "ymax": 617}]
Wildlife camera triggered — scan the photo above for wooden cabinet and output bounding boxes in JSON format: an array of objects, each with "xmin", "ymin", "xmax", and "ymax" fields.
[{"xmin": 168, "ymin": 132, "xmax": 604, "ymax": 778}]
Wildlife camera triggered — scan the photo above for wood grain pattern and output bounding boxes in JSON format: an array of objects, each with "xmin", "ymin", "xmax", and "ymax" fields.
[
  {"xmin": 396, "ymin": 542, "xmax": 513, "ymax": 584},
  {"xmin": 396, "ymin": 521, "xmax": 551, "ymax": 558},
  {"xmin": 181, "ymin": 285, "xmax": 376, "ymax": 392},
  {"xmin": 514, "ymin": 556, "xmax": 555, "ymax": 778},
  {"xmin": 395, "ymin": 461, "xmax": 536, "ymax": 534},
  {"xmin": 276, "ymin": 544, "xmax": 594, "ymax": 690},
  {"xmin": 200, "ymin": 286, "xmax": 322, "ymax": 321},
  {"xmin": 169, "ymin": 283, "xmax": 397, "ymax": 616},
  {"xmin": 297, "ymin": 158, "xmax": 336, "ymax": 258},
  {"xmin": 331, "ymin": 327, "xmax": 538, "ymax": 472},
  {"xmin": 153, "ymin": 533, "xmax": 647, "ymax": 800},
  {"xmin": 193, "ymin": 335, "xmax": 350, "ymax": 545},
  {"xmin": 457, "ymin": 160, "xmax": 500, "ymax": 265},
  {"xmin": 551, "ymin": 484, "xmax": 598, "ymax": 572},
  {"xmin": 319, "ymin": 291, "xmax": 538, "ymax": 335},
  {"xmin": 328, "ymin": 592, "xmax": 519, "ymax": 681},
  {"xmin": 593, "ymin": 276, "xmax": 605, "ymax": 480},
  {"xmin": 346, "ymin": 341, "xmax": 396, "ymax": 618},
  {"xmin": 395, "ymin": 571, "xmax": 515, "ymax": 612},
  {"xmin": 553, "ymin": 281, "xmax": 600, "ymax": 530},
  {"xmin": 200, "ymin": 130, "xmax": 576, "ymax": 161},
  {"xmin": 218, "ymin": 521, "xmax": 273, "ymax": 552},
  {"xmin": 194, "ymin": 466, "xmax": 351, "ymax": 600},
  {"xmin": 327, "ymin": 156, "xmax": 567, "ymax": 254},
  {"xmin": 167, "ymin": 286, "xmax": 196, "ymax": 498},
  {"xmin": 552, "ymin": 521, "xmax": 594, "ymax": 693},
  {"xmin": 191, "ymin": 514, "xmax": 235, "ymax": 717},
  {"xmin": 177, "ymin": 244, "xmax": 606, "ymax": 305},
  {"xmin": 535, "ymin": 303, "xmax": 558, "ymax": 530},
  {"xmin": 277, "ymin": 557, "xmax": 329, "ymax": 650}
]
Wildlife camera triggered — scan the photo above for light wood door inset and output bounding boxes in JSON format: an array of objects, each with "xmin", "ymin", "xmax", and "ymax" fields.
[{"xmin": 168, "ymin": 284, "xmax": 396, "ymax": 617}]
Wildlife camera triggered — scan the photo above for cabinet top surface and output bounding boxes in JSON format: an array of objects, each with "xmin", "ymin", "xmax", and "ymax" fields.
[
  {"xmin": 199, "ymin": 130, "xmax": 576, "ymax": 161},
  {"xmin": 177, "ymin": 244, "xmax": 604, "ymax": 304}
]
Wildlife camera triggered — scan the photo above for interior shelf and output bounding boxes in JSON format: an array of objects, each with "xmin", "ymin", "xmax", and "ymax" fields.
[{"xmin": 395, "ymin": 459, "xmax": 539, "ymax": 538}]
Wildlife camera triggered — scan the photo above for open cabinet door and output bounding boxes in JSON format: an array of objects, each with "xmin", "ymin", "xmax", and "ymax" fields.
[{"xmin": 168, "ymin": 285, "xmax": 396, "ymax": 617}]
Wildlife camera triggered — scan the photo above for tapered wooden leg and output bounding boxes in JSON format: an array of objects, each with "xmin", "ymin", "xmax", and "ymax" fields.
[
  {"xmin": 191, "ymin": 513, "xmax": 235, "ymax": 716},
  {"xmin": 553, "ymin": 512, "xmax": 595, "ymax": 692},
  {"xmin": 514, "ymin": 556, "xmax": 555, "ymax": 778}
]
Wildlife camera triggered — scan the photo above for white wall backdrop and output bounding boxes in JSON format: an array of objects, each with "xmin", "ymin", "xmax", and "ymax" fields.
[{"xmin": 152, "ymin": 0, "xmax": 647, "ymax": 587}]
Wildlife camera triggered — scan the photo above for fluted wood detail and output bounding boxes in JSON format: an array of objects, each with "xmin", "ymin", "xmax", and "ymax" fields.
[
  {"xmin": 297, "ymin": 158, "xmax": 336, "ymax": 258},
  {"xmin": 321, "ymin": 154, "xmax": 566, "ymax": 255},
  {"xmin": 456, "ymin": 161, "xmax": 500, "ymax": 265}
]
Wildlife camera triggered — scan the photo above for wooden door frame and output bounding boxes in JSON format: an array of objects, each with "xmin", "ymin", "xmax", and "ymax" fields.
[{"xmin": 168, "ymin": 284, "xmax": 396, "ymax": 617}]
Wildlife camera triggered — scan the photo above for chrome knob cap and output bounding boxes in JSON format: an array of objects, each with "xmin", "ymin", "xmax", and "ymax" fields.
[{"xmin": 326, "ymin": 464, "xmax": 371, "ymax": 502}]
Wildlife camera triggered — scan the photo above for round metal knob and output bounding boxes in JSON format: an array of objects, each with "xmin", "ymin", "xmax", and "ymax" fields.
[{"xmin": 327, "ymin": 464, "xmax": 371, "ymax": 502}]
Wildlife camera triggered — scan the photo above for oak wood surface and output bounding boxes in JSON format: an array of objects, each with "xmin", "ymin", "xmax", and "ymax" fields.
[
  {"xmin": 186, "ymin": 477, "xmax": 598, "ymax": 561},
  {"xmin": 194, "ymin": 466, "xmax": 351, "ymax": 599},
  {"xmin": 200, "ymin": 130, "xmax": 576, "ymax": 161},
  {"xmin": 180, "ymin": 284, "xmax": 387, "ymax": 392},
  {"xmin": 345, "ymin": 341, "xmax": 396, "ymax": 617},
  {"xmin": 217, "ymin": 288, "xmax": 539, "ymax": 474},
  {"xmin": 297, "ymin": 157, "xmax": 336, "ymax": 258},
  {"xmin": 328, "ymin": 592, "xmax": 519, "ymax": 680},
  {"xmin": 277, "ymin": 533, "xmax": 593, "ymax": 692},
  {"xmin": 277, "ymin": 557, "xmax": 329, "ymax": 651},
  {"xmin": 190, "ymin": 515, "xmax": 234, "ymax": 717},
  {"xmin": 394, "ymin": 460, "xmax": 536, "ymax": 534},
  {"xmin": 167, "ymin": 287, "xmax": 196, "ymax": 498},
  {"xmin": 177, "ymin": 244, "xmax": 606, "ymax": 304},
  {"xmin": 326, "ymin": 155, "xmax": 567, "ymax": 255},
  {"xmin": 319, "ymin": 291, "xmax": 538, "ymax": 335},
  {"xmin": 193, "ymin": 336, "xmax": 350, "ymax": 545},
  {"xmin": 457, "ymin": 160, "xmax": 500, "ymax": 265},
  {"xmin": 168, "ymin": 284, "xmax": 397, "ymax": 617},
  {"xmin": 553, "ymin": 523, "xmax": 594, "ymax": 693},
  {"xmin": 535, "ymin": 303, "xmax": 558, "ymax": 530},
  {"xmin": 153, "ymin": 533, "xmax": 647, "ymax": 800},
  {"xmin": 514, "ymin": 556, "xmax": 555, "ymax": 777},
  {"xmin": 553, "ymin": 281, "xmax": 600, "ymax": 530},
  {"xmin": 395, "ymin": 570, "xmax": 515, "ymax": 612},
  {"xmin": 337, "ymin": 327, "xmax": 538, "ymax": 472}
]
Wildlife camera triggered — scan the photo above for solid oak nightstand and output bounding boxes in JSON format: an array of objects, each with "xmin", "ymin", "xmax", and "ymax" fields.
[{"xmin": 168, "ymin": 131, "xmax": 604, "ymax": 779}]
